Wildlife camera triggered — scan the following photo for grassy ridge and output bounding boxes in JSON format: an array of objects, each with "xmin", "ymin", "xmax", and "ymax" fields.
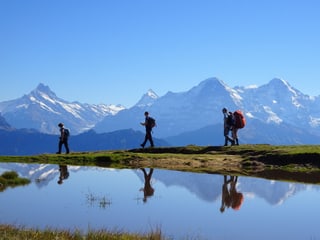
[{"xmin": 1, "ymin": 144, "xmax": 320, "ymax": 183}]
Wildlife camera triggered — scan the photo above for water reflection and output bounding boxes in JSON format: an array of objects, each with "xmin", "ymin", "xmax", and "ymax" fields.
[
  {"xmin": 139, "ymin": 168, "xmax": 154, "ymax": 203},
  {"xmin": 1, "ymin": 163, "xmax": 320, "ymax": 240},
  {"xmin": 57, "ymin": 165, "xmax": 69, "ymax": 185},
  {"xmin": 220, "ymin": 176, "xmax": 244, "ymax": 213}
]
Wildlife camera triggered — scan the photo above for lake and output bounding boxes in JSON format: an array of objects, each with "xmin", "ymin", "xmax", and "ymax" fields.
[{"xmin": 1, "ymin": 162, "xmax": 320, "ymax": 240}]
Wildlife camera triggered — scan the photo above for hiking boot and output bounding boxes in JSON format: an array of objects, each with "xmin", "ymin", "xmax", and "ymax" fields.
[{"xmin": 140, "ymin": 144, "xmax": 145, "ymax": 148}]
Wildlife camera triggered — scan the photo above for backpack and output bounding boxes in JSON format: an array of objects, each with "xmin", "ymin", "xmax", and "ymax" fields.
[
  {"xmin": 233, "ymin": 110, "xmax": 246, "ymax": 129},
  {"xmin": 226, "ymin": 112, "xmax": 235, "ymax": 126},
  {"xmin": 148, "ymin": 117, "xmax": 156, "ymax": 128},
  {"xmin": 64, "ymin": 128, "xmax": 70, "ymax": 138}
]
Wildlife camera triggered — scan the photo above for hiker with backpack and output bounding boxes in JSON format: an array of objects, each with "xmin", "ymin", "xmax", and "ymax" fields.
[
  {"xmin": 232, "ymin": 110, "xmax": 246, "ymax": 145},
  {"xmin": 222, "ymin": 108, "xmax": 235, "ymax": 146},
  {"xmin": 56, "ymin": 122, "xmax": 70, "ymax": 154},
  {"xmin": 140, "ymin": 111, "xmax": 155, "ymax": 148}
]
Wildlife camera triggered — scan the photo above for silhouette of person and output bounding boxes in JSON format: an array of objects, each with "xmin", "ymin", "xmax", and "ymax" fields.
[
  {"xmin": 140, "ymin": 111, "xmax": 154, "ymax": 148},
  {"xmin": 139, "ymin": 168, "xmax": 154, "ymax": 203},
  {"xmin": 57, "ymin": 165, "xmax": 69, "ymax": 184},
  {"xmin": 220, "ymin": 175, "xmax": 244, "ymax": 212},
  {"xmin": 222, "ymin": 108, "xmax": 235, "ymax": 146},
  {"xmin": 56, "ymin": 123, "xmax": 70, "ymax": 154}
]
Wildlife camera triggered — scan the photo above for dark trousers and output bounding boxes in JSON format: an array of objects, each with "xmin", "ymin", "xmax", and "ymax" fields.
[
  {"xmin": 141, "ymin": 129, "xmax": 154, "ymax": 147},
  {"xmin": 58, "ymin": 139, "xmax": 70, "ymax": 154}
]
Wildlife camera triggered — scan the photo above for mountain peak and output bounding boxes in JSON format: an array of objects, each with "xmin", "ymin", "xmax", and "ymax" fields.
[
  {"xmin": 269, "ymin": 78, "xmax": 289, "ymax": 87},
  {"xmin": 197, "ymin": 77, "xmax": 229, "ymax": 90},
  {"xmin": 30, "ymin": 83, "xmax": 57, "ymax": 99},
  {"xmin": 146, "ymin": 89, "xmax": 159, "ymax": 99},
  {"xmin": 36, "ymin": 83, "xmax": 51, "ymax": 92},
  {"xmin": 266, "ymin": 78, "xmax": 300, "ymax": 95},
  {"xmin": 199, "ymin": 77, "xmax": 224, "ymax": 86},
  {"xmin": 135, "ymin": 89, "xmax": 159, "ymax": 107},
  {"xmin": 189, "ymin": 77, "xmax": 229, "ymax": 96}
]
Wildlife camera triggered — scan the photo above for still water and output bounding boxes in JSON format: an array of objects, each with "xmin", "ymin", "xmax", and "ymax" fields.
[{"xmin": 1, "ymin": 162, "xmax": 320, "ymax": 240}]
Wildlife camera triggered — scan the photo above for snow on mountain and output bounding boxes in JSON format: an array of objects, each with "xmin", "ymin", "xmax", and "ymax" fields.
[
  {"xmin": 94, "ymin": 77, "xmax": 320, "ymax": 142},
  {"xmin": 240, "ymin": 78, "xmax": 320, "ymax": 128},
  {"xmin": 0, "ymin": 83, "xmax": 125, "ymax": 134},
  {"xmin": 95, "ymin": 77, "xmax": 244, "ymax": 137},
  {"xmin": 135, "ymin": 89, "xmax": 159, "ymax": 107},
  {"xmin": 1, "ymin": 78, "xmax": 320, "ymax": 145}
]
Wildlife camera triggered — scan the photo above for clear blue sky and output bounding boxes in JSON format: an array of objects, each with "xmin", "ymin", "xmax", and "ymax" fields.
[{"xmin": 1, "ymin": 0, "xmax": 319, "ymax": 107}]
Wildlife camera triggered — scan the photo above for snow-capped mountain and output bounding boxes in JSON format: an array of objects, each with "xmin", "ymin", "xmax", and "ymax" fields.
[
  {"xmin": 94, "ymin": 78, "xmax": 239, "ymax": 136},
  {"xmin": 135, "ymin": 89, "xmax": 159, "ymax": 107},
  {"xmin": 0, "ymin": 83, "xmax": 125, "ymax": 134},
  {"xmin": 94, "ymin": 77, "xmax": 320, "ymax": 142},
  {"xmin": 1, "ymin": 78, "xmax": 320, "ymax": 146}
]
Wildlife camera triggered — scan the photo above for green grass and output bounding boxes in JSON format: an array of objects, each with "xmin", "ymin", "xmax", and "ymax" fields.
[
  {"xmin": 0, "ymin": 224, "xmax": 165, "ymax": 240},
  {"xmin": 0, "ymin": 170, "xmax": 30, "ymax": 192},
  {"xmin": 1, "ymin": 144, "xmax": 320, "ymax": 184}
]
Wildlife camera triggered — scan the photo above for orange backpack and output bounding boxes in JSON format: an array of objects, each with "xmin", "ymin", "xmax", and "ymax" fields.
[{"xmin": 233, "ymin": 110, "xmax": 246, "ymax": 129}]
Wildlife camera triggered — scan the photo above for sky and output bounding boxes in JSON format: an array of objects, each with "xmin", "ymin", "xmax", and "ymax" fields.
[{"xmin": 1, "ymin": 0, "xmax": 320, "ymax": 107}]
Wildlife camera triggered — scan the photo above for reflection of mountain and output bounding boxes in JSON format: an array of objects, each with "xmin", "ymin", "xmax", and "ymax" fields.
[
  {"xmin": 1, "ymin": 163, "xmax": 318, "ymax": 205},
  {"xmin": 0, "ymin": 163, "xmax": 81, "ymax": 188},
  {"xmin": 136, "ymin": 169, "xmax": 318, "ymax": 205},
  {"xmin": 238, "ymin": 177, "xmax": 308, "ymax": 205},
  {"xmin": 144, "ymin": 170, "xmax": 222, "ymax": 202}
]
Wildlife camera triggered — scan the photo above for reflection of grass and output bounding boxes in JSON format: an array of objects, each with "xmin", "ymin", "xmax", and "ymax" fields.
[
  {"xmin": 0, "ymin": 171, "xmax": 30, "ymax": 192},
  {"xmin": 0, "ymin": 224, "xmax": 165, "ymax": 240},
  {"xmin": 1, "ymin": 145, "xmax": 320, "ymax": 183},
  {"xmin": 85, "ymin": 191, "xmax": 112, "ymax": 209}
]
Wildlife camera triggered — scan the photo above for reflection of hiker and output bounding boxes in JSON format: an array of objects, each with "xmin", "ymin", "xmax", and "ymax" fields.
[
  {"xmin": 222, "ymin": 108, "xmax": 235, "ymax": 146},
  {"xmin": 57, "ymin": 165, "xmax": 69, "ymax": 184},
  {"xmin": 140, "ymin": 111, "xmax": 155, "ymax": 148},
  {"xmin": 139, "ymin": 168, "xmax": 154, "ymax": 203},
  {"xmin": 56, "ymin": 123, "xmax": 70, "ymax": 154},
  {"xmin": 220, "ymin": 175, "xmax": 244, "ymax": 213}
]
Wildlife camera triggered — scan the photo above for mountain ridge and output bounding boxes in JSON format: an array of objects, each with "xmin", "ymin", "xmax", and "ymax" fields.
[
  {"xmin": 0, "ymin": 83, "xmax": 125, "ymax": 134},
  {"xmin": 1, "ymin": 77, "xmax": 320, "ymax": 150}
]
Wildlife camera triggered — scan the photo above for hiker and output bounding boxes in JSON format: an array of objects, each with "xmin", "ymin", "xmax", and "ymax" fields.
[
  {"xmin": 232, "ymin": 110, "xmax": 246, "ymax": 145},
  {"xmin": 232, "ymin": 125, "xmax": 239, "ymax": 145},
  {"xmin": 139, "ymin": 168, "xmax": 154, "ymax": 203},
  {"xmin": 140, "ymin": 111, "xmax": 155, "ymax": 148},
  {"xmin": 57, "ymin": 164, "xmax": 69, "ymax": 184},
  {"xmin": 56, "ymin": 122, "xmax": 70, "ymax": 154},
  {"xmin": 220, "ymin": 175, "xmax": 244, "ymax": 212},
  {"xmin": 222, "ymin": 108, "xmax": 235, "ymax": 146}
]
